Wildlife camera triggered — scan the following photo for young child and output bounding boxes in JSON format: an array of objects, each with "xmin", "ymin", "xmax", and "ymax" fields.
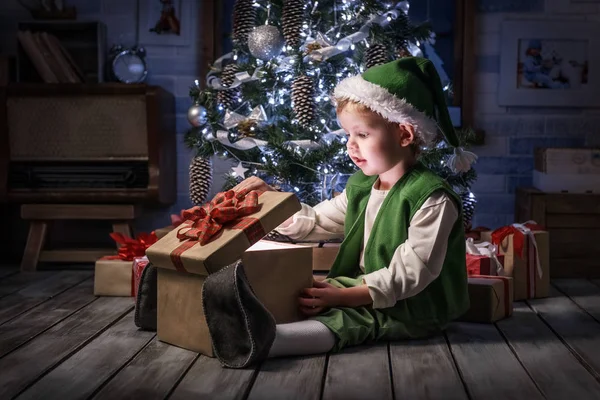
[{"xmin": 225, "ymin": 56, "xmax": 475, "ymax": 364}]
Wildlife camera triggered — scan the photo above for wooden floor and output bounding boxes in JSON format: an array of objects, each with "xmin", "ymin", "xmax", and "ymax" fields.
[{"xmin": 3, "ymin": 267, "xmax": 600, "ymax": 400}]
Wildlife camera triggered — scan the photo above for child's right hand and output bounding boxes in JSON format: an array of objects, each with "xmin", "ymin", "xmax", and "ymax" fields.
[{"xmin": 232, "ymin": 176, "xmax": 277, "ymax": 193}]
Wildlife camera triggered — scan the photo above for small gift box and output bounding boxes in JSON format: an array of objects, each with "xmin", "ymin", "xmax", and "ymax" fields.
[
  {"xmin": 480, "ymin": 221, "xmax": 550, "ymax": 301},
  {"xmin": 465, "ymin": 238, "xmax": 504, "ymax": 276},
  {"xmin": 459, "ymin": 275, "xmax": 514, "ymax": 323},
  {"xmin": 93, "ymin": 232, "xmax": 157, "ymax": 297},
  {"xmin": 155, "ymin": 210, "xmax": 186, "ymax": 239},
  {"xmin": 146, "ymin": 188, "xmax": 312, "ymax": 356},
  {"xmin": 132, "ymin": 256, "xmax": 150, "ymax": 298}
]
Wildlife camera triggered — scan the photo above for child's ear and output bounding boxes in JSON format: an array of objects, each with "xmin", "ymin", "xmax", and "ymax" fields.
[{"xmin": 397, "ymin": 124, "xmax": 415, "ymax": 147}]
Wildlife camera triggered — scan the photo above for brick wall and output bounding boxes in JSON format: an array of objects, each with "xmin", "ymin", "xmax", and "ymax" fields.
[
  {"xmin": 1, "ymin": 0, "xmax": 599, "ymax": 257},
  {"xmin": 469, "ymin": 0, "xmax": 600, "ymax": 229}
]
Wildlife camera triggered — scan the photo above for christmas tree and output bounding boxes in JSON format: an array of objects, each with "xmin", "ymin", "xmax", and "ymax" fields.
[{"xmin": 185, "ymin": 0, "xmax": 478, "ymax": 228}]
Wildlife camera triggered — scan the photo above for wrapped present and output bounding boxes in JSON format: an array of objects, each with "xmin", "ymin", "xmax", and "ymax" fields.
[
  {"xmin": 146, "ymin": 188, "xmax": 312, "ymax": 356},
  {"xmin": 480, "ymin": 221, "xmax": 549, "ymax": 301},
  {"xmin": 465, "ymin": 226, "xmax": 491, "ymax": 241},
  {"xmin": 297, "ymin": 242, "xmax": 341, "ymax": 271},
  {"xmin": 132, "ymin": 256, "xmax": 150, "ymax": 298},
  {"xmin": 93, "ymin": 232, "xmax": 157, "ymax": 297},
  {"xmin": 155, "ymin": 210, "xmax": 187, "ymax": 239},
  {"xmin": 459, "ymin": 275, "xmax": 514, "ymax": 323},
  {"xmin": 465, "ymin": 238, "xmax": 504, "ymax": 276}
]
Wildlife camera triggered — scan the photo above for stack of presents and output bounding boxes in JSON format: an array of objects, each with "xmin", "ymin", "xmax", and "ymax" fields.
[{"xmin": 93, "ymin": 188, "xmax": 549, "ymax": 357}]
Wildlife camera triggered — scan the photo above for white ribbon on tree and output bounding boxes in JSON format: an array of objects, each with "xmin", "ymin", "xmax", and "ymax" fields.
[
  {"xmin": 206, "ymin": 52, "xmax": 266, "ymax": 90},
  {"xmin": 208, "ymin": 105, "xmax": 321, "ymax": 151},
  {"xmin": 305, "ymin": 1, "xmax": 410, "ymax": 62},
  {"xmin": 466, "ymin": 238, "xmax": 504, "ymax": 275}
]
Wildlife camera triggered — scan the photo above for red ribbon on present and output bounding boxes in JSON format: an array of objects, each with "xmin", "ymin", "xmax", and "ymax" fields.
[
  {"xmin": 490, "ymin": 221, "xmax": 544, "ymax": 298},
  {"xmin": 169, "ymin": 188, "xmax": 266, "ymax": 272},
  {"xmin": 470, "ymin": 275, "xmax": 512, "ymax": 318},
  {"xmin": 104, "ymin": 232, "xmax": 158, "ymax": 262},
  {"xmin": 490, "ymin": 222, "xmax": 544, "ymax": 259}
]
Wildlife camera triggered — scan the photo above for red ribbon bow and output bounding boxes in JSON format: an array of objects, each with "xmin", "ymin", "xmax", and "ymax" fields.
[
  {"xmin": 107, "ymin": 232, "xmax": 158, "ymax": 261},
  {"xmin": 490, "ymin": 222, "xmax": 544, "ymax": 259},
  {"xmin": 176, "ymin": 188, "xmax": 262, "ymax": 246}
]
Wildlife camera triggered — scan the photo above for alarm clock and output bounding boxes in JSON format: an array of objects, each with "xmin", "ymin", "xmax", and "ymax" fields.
[{"xmin": 109, "ymin": 45, "xmax": 148, "ymax": 83}]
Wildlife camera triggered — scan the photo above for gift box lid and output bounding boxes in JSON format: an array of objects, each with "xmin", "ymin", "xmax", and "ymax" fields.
[{"xmin": 145, "ymin": 190, "xmax": 301, "ymax": 275}]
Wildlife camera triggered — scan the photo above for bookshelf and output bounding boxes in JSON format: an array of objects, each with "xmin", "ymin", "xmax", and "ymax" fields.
[{"xmin": 17, "ymin": 21, "xmax": 106, "ymax": 83}]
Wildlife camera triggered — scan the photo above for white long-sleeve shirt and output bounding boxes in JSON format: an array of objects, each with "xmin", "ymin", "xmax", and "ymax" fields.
[{"xmin": 275, "ymin": 180, "xmax": 459, "ymax": 309}]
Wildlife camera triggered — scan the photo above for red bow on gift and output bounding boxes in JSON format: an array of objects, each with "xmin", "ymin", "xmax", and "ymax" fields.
[
  {"xmin": 490, "ymin": 222, "xmax": 544, "ymax": 259},
  {"xmin": 176, "ymin": 188, "xmax": 262, "ymax": 245},
  {"xmin": 107, "ymin": 232, "xmax": 158, "ymax": 261}
]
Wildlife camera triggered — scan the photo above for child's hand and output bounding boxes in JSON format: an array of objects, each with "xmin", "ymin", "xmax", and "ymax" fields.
[
  {"xmin": 232, "ymin": 176, "xmax": 277, "ymax": 193},
  {"xmin": 299, "ymin": 280, "xmax": 342, "ymax": 315}
]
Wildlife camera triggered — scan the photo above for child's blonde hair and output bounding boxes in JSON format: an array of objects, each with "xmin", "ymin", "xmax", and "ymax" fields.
[{"xmin": 335, "ymin": 98, "xmax": 427, "ymax": 154}]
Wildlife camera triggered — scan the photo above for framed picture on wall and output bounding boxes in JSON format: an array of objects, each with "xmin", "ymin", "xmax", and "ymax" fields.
[
  {"xmin": 498, "ymin": 20, "xmax": 600, "ymax": 107},
  {"xmin": 137, "ymin": 0, "xmax": 195, "ymax": 46}
]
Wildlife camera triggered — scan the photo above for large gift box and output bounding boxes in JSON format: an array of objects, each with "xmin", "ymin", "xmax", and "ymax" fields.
[
  {"xmin": 297, "ymin": 242, "xmax": 341, "ymax": 271},
  {"xmin": 465, "ymin": 238, "xmax": 504, "ymax": 276},
  {"xmin": 146, "ymin": 189, "xmax": 313, "ymax": 356},
  {"xmin": 480, "ymin": 222, "xmax": 550, "ymax": 301},
  {"xmin": 94, "ymin": 233, "xmax": 157, "ymax": 297},
  {"xmin": 459, "ymin": 275, "xmax": 514, "ymax": 323}
]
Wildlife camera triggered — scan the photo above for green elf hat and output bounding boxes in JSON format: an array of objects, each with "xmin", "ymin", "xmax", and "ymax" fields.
[{"xmin": 334, "ymin": 57, "xmax": 477, "ymax": 173}]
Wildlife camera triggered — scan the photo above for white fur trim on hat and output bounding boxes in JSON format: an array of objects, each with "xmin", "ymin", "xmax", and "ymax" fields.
[{"xmin": 334, "ymin": 75, "xmax": 438, "ymax": 148}]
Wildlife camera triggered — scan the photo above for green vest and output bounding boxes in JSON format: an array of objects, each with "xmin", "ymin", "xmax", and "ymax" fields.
[{"xmin": 327, "ymin": 162, "xmax": 469, "ymax": 325}]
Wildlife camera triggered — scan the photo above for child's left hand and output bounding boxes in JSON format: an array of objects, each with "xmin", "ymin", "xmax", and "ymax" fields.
[{"xmin": 299, "ymin": 280, "xmax": 342, "ymax": 316}]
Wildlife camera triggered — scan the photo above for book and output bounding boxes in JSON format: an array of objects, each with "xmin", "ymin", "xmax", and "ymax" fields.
[{"xmin": 17, "ymin": 30, "xmax": 58, "ymax": 83}]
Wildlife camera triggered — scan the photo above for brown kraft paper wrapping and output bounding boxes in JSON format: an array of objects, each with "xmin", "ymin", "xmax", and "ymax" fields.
[
  {"xmin": 480, "ymin": 226, "xmax": 549, "ymax": 301},
  {"xmin": 460, "ymin": 276, "xmax": 514, "ymax": 323}
]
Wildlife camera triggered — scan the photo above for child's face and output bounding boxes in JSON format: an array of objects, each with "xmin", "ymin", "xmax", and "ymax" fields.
[{"xmin": 338, "ymin": 105, "xmax": 406, "ymax": 176}]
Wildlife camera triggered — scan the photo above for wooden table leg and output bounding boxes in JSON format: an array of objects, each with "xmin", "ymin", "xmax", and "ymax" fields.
[{"xmin": 21, "ymin": 221, "xmax": 48, "ymax": 272}]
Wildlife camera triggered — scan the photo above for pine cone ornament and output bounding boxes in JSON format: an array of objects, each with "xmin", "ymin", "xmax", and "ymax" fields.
[
  {"xmin": 189, "ymin": 156, "xmax": 213, "ymax": 205},
  {"xmin": 365, "ymin": 44, "xmax": 389, "ymax": 69},
  {"xmin": 282, "ymin": 0, "xmax": 304, "ymax": 49},
  {"xmin": 232, "ymin": 0, "xmax": 256, "ymax": 47},
  {"xmin": 217, "ymin": 64, "xmax": 240, "ymax": 111},
  {"xmin": 292, "ymin": 75, "xmax": 315, "ymax": 127},
  {"xmin": 461, "ymin": 191, "xmax": 477, "ymax": 231}
]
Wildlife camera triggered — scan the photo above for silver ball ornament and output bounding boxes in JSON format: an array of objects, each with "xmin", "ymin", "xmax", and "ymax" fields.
[
  {"xmin": 187, "ymin": 103, "xmax": 208, "ymax": 127},
  {"xmin": 247, "ymin": 25, "xmax": 285, "ymax": 61}
]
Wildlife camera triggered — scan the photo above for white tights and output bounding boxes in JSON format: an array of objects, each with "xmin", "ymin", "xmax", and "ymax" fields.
[{"xmin": 268, "ymin": 320, "xmax": 336, "ymax": 358}]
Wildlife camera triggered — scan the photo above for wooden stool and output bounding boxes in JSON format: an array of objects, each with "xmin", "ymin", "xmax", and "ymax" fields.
[{"xmin": 20, "ymin": 204, "xmax": 139, "ymax": 271}]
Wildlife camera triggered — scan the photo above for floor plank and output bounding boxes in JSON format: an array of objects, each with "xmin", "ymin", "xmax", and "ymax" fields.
[
  {"xmin": 0, "ymin": 279, "xmax": 96, "ymax": 358},
  {"xmin": 497, "ymin": 302, "xmax": 600, "ymax": 399},
  {"xmin": 0, "ymin": 267, "xmax": 19, "ymax": 280},
  {"xmin": 248, "ymin": 355, "xmax": 326, "ymax": 400},
  {"xmin": 0, "ymin": 271, "xmax": 92, "ymax": 325},
  {"xmin": 446, "ymin": 322, "xmax": 544, "ymax": 400},
  {"xmin": 0, "ymin": 272, "xmax": 55, "ymax": 298},
  {"xmin": 92, "ymin": 338, "xmax": 197, "ymax": 400},
  {"xmin": 554, "ymin": 279, "xmax": 600, "ymax": 321},
  {"xmin": 169, "ymin": 355, "xmax": 258, "ymax": 400},
  {"xmin": 17, "ymin": 310, "xmax": 155, "ymax": 400},
  {"xmin": 529, "ymin": 284, "xmax": 600, "ymax": 378},
  {"xmin": 323, "ymin": 342, "xmax": 392, "ymax": 400},
  {"xmin": 390, "ymin": 334, "xmax": 468, "ymax": 400},
  {"xmin": 0, "ymin": 296, "xmax": 133, "ymax": 399}
]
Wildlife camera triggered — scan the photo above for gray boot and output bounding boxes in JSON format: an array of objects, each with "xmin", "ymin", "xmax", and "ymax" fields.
[
  {"xmin": 134, "ymin": 263, "xmax": 158, "ymax": 331},
  {"xmin": 202, "ymin": 261, "xmax": 276, "ymax": 369}
]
